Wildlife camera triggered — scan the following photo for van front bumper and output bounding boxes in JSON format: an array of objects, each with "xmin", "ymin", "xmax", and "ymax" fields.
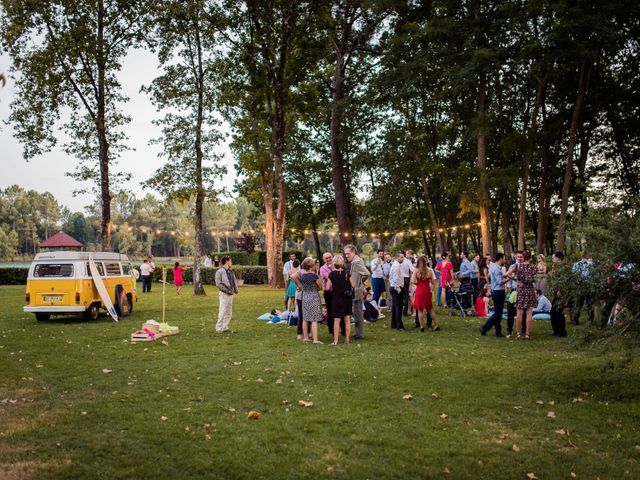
[{"xmin": 24, "ymin": 306, "xmax": 86, "ymax": 313}]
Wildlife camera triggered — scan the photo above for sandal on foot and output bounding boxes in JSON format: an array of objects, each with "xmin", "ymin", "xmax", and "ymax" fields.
[
  {"xmin": 302, "ymin": 338, "xmax": 311, "ymax": 342},
  {"xmin": 313, "ymin": 340, "xmax": 324, "ymax": 345}
]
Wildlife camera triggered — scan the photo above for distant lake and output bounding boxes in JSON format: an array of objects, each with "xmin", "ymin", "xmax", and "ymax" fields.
[{"xmin": 0, "ymin": 262, "xmax": 31, "ymax": 268}]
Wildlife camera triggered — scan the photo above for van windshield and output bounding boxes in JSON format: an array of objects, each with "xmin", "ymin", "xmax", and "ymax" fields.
[{"xmin": 34, "ymin": 264, "xmax": 74, "ymax": 277}]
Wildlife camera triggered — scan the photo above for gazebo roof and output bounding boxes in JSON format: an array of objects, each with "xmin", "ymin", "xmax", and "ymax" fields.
[{"xmin": 39, "ymin": 231, "xmax": 84, "ymax": 248}]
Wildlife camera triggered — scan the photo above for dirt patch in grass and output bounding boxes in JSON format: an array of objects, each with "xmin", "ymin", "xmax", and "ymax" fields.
[{"xmin": 0, "ymin": 460, "xmax": 68, "ymax": 480}]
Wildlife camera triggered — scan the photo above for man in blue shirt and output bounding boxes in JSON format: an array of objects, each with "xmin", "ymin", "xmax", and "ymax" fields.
[
  {"xmin": 571, "ymin": 253, "xmax": 594, "ymax": 324},
  {"xmin": 480, "ymin": 253, "xmax": 507, "ymax": 337},
  {"xmin": 533, "ymin": 289, "xmax": 552, "ymax": 314},
  {"xmin": 458, "ymin": 251, "xmax": 473, "ymax": 287}
]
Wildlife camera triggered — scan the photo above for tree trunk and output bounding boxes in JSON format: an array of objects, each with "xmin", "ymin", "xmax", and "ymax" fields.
[
  {"xmin": 556, "ymin": 57, "xmax": 591, "ymax": 252},
  {"xmin": 419, "ymin": 176, "xmax": 446, "ymax": 252},
  {"xmin": 477, "ymin": 71, "xmax": 492, "ymax": 254},
  {"xmin": 501, "ymin": 188, "xmax": 512, "ymax": 257},
  {"xmin": 517, "ymin": 70, "xmax": 548, "ymax": 250},
  {"xmin": 330, "ymin": 47, "xmax": 353, "ymax": 246},
  {"xmin": 192, "ymin": 17, "xmax": 206, "ymax": 296},
  {"xmin": 312, "ymin": 228, "xmax": 322, "ymax": 261},
  {"xmin": 536, "ymin": 94, "xmax": 552, "ymax": 254},
  {"xmin": 97, "ymin": 0, "xmax": 111, "ymax": 252}
]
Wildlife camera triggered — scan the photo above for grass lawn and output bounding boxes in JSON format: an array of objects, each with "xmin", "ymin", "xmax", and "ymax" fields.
[{"xmin": 1, "ymin": 284, "xmax": 639, "ymax": 479}]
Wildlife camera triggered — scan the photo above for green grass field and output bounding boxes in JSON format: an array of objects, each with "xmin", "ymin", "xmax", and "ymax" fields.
[{"xmin": 1, "ymin": 284, "xmax": 638, "ymax": 479}]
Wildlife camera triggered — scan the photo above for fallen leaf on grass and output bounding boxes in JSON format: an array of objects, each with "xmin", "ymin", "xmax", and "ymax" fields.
[
  {"xmin": 547, "ymin": 411, "xmax": 556, "ymax": 418},
  {"xmin": 81, "ymin": 411, "xmax": 87, "ymax": 416},
  {"xmin": 256, "ymin": 378, "xmax": 264, "ymax": 383},
  {"xmin": 439, "ymin": 413, "xmax": 448, "ymax": 419},
  {"xmin": 572, "ymin": 397, "xmax": 584, "ymax": 403},
  {"xmin": 228, "ymin": 407, "xmax": 236, "ymax": 412},
  {"xmin": 570, "ymin": 473, "xmax": 577, "ymax": 478},
  {"xmin": 511, "ymin": 444, "xmax": 521, "ymax": 452},
  {"xmin": 526, "ymin": 473, "xmax": 538, "ymax": 480},
  {"xmin": 102, "ymin": 369, "xmax": 113, "ymax": 374},
  {"xmin": 36, "ymin": 364, "xmax": 44, "ymax": 368},
  {"xmin": 247, "ymin": 410, "xmax": 261, "ymax": 419},
  {"xmin": 160, "ymin": 416, "xmax": 168, "ymax": 421},
  {"xmin": 403, "ymin": 394, "xmax": 413, "ymax": 401},
  {"xmin": 635, "ymin": 445, "xmax": 640, "ymax": 451},
  {"xmin": 535, "ymin": 400, "xmax": 544, "ymax": 405},
  {"xmin": 161, "ymin": 339, "xmax": 169, "ymax": 346},
  {"xmin": 555, "ymin": 428, "xmax": 568, "ymax": 435},
  {"xmin": 432, "ymin": 392, "xmax": 440, "ymax": 398},
  {"xmin": 298, "ymin": 400, "xmax": 314, "ymax": 408},
  {"xmin": 513, "ymin": 405, "xmax": 523, "ymax": 410},
  {"xmin": 275, "ymin": 378, "xmax": 283, "ymax": 384},
  {"xmin": 443, "ymin": 467, "xmax": 451, "ymax": 474}
]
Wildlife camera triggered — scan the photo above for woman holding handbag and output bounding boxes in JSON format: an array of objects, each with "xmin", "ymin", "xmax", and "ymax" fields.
[{"xmin": 326, "ymin": 255, "xmax": 352, "ymax": 345}]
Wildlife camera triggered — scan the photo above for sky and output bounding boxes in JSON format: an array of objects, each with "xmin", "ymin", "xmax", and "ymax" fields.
[{"xmin": 0, "ymin": 48, "xmax": 237, "ymax": 213}]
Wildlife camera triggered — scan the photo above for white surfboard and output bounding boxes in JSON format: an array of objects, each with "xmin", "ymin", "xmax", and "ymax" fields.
[{"xmin": 89, "ymin": 253, "xmax": 119, "ymax": 322}]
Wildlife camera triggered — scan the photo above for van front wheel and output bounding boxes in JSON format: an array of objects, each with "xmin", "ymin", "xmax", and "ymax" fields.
[
  {"xmin": 35, "ymin": 313, "xmax": 50, "ymax": 321},
  {"xmin": 85, "ymin": 303, "xmax": 100, "ymax": 321}
]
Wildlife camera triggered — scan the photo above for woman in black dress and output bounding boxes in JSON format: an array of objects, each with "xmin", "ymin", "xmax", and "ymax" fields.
[{"xmin": 326, "ymin": 255, "xmax": 352, "ymax": 345}]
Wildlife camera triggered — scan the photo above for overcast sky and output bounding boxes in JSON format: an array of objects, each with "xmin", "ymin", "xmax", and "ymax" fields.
[{"xmin": 0, "ymin": 48, "xmax": 237, "ymax": 213}]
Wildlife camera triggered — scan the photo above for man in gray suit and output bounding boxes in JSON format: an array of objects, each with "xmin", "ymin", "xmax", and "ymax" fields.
[
  {"xmin": 214, "ymin": 255, "xmax": 239, "ymax": 333},
  {"xmin": 344, "ymin": 244, "xmax": 370, "ymax": 340}
]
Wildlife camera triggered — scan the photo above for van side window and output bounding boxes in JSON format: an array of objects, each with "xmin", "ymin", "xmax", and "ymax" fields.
[
  {"xmin": 86, "ymin": 262, "xmax": 105, "ymax": 276},
  {"xmin": 105, "ymin": 263, "xmax": 122, "ymax": 276},
  {"xmin": 122, "ymin": 263, "xmax": 133, "ymax": 275},
  {"xmin": 34, "ymin": 264, "xmax": 74, "ymax": 277}
]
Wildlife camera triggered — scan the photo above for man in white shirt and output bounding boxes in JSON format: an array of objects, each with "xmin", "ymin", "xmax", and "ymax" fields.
[
  {"xmin": 389, "ymin": 251, "xmax": 407, "ymax": 331},
  {"xmin": 282, "ymin": 253, "xmax": 297, "ymax": 309},
  {"xmin": 140, "ymin": 258, "xmax": 154, "ymax": 293},
  {"xmin": 370, "ymin": 249, "xmax": 385, "ymax": 304},
  {"xmin": 534, "ymin": 289, "xmax": 552, "ymax": 314},
  {"xmin": 400, "ymin": 250, "xmax": 415, "ymax": 316}
]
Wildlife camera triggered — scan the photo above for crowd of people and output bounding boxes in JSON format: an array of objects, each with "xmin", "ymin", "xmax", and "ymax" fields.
[
  {"xmin": 141, "ymin": 244, "xmax": 617, "ymax": 343},
  {"xmin": 277, "ymin": 245, "xmax": 599, "ymax": 344}
]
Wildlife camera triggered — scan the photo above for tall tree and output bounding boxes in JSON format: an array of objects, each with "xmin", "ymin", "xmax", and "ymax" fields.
[
  {"xmin": 220, "ymin": 0, "xmax": 322, "ymax": 287},
  {"xmin": 145, "ymin": 0, "xmax": 225, "ymax": 295},
  {"xmin": 327, "ymin": 0, "xmax": 390, "ymax": 246},
  {"xmin": 0, "ymin": 0, "xmax": 146, "ymax": 250}
]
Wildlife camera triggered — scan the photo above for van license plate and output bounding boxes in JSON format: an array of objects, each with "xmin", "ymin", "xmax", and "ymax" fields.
[{"xmin": 43, "ymin": 295, "xmax": 62, "ymax": 302}]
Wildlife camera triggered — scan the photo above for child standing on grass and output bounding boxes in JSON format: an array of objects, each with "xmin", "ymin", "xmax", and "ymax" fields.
[{"xmin": 173, "ymin": 261, "xmax": 188, "ymax": 295}]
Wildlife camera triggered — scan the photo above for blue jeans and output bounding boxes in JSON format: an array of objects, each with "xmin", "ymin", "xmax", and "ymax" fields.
[
  {"xmin": 371, "ymin": 277, "xmax": 384, "ymax": 303},
  {"xmin": 482, "ymin": 289, "xmax": 505, "ymax": 335},
  {"xmin": 436, "ymin": 285, "xmax": 442, "ymax": 306}
]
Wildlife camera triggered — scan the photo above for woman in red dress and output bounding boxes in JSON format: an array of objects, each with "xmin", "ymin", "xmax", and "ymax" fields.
[
  {"xmin": 173, "ymin": 261, "xmax": 188, "ymax": 295},
  {"xmin": 411, "ymin": 256, "xmax": 439, "ymax": 332}
]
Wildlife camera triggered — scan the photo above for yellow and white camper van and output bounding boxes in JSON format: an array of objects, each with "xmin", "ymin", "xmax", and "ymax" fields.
[{"xmin": 24, "ymin": 251, "xmax": 137, "ymax": 321}]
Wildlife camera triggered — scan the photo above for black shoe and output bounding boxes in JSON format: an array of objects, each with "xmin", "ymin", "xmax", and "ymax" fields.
[
  {"xmin": 495, "ymin": 333, "xmax": 505, "ymax": 338},
  {"xmin": 420, "ymin": 327, "xmax": 425, "ymax": 332},
  {"xmin": 479, "ymin": 327, "xmax": 486, "ymax": 336},
  {"xmin": 398, "ymin": 328, "xmax": 406, "ymax": 332},
  {"xmin": 354, "ymin": 335, "xmax": 364, "ymax": 340}
]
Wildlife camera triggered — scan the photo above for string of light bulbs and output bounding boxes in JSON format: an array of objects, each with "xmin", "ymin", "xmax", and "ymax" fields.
[{"xmin": 108, "ymin": 222, "xmax": 484, "ymax": 238}]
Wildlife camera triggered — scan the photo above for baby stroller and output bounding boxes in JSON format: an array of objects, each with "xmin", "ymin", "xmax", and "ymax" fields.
[{"xmin": 446, "ymin": 280, "xmax": 475, "ymax": 317}]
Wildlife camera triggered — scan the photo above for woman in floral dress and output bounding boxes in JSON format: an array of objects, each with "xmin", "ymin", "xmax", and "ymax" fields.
[
  {"xmin": 293, "ymin": 257, "xmax": 324, "ymax": 344},
  {"xmin": 506, "ymin": 250, "xmax": 538, "ymax": 340}
]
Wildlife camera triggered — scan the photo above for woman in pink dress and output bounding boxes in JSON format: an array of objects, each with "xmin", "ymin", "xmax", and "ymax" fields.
[
  {"xmin": 435, "ymin": 251, "xmax": 453, "ymax": 307},
  {"xmin": 173, "ymin": 261, "xmax": 188, "ymax": 295},
  {"xmin": 411, "ymin": 256, "xmax": 439, "ymax": 332}
]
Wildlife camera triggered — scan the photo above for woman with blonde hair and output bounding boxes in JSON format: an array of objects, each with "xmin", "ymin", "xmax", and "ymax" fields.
[
  {"xmin": 292, "ymin": 257, "xmax": 324, "ymax": 344},
  {"xmin": 410, "ymin": 256, "xmax": 439, "ymax": 332},
  {"xmin": 535, "ymin": 254, "xmax": 548, "ymax": 294},
  {"xmin": 326, "ymin": 254, "xmax": 352, "ymax": 344}
]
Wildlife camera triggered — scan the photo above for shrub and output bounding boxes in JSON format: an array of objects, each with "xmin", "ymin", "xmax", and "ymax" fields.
[
  {"xmin": 0, "ymin": 267, "xmax": 28, "ymax": 285},
  {"xmin": 211, "ymin": 251, "xmax": 259, "ymax": 265},
  {"xmin": 151, "ymin": 265, "xmax": 268, "ymax": 285}
]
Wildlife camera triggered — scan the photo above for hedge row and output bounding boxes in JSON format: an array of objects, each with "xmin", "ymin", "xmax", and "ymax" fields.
[
  {"xmin": 151, "ymin": 265, "xmax": 268, "ymax": 285},
  {"xmin": 211, "ymin": 251, "xmax": 303, "ymax": 266},
  {"xmin": 0, "ymin": 266, "xmax": 268, "ymax": 286},
  {"xmin": 0, "ymin": 268, "xmax": 28, "ymax": 285}
]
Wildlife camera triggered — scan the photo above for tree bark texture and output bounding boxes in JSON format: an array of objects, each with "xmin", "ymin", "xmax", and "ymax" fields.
[
  {"xmin": 477, "ymin": 71, "xmax": 492, "ymax": 254},
  {"xmin": 97, "ymin": 0, "xmax": 111, "ymax": 251},
  {"xmin": 556, "ymin": 57, "xmax": 591, "ymax": 253},
  {"xmin": 517, "ymin": 70, "xmax": 548, "ymax": 251},
  {"xmin": 192, "ymin": 14, "xmax": 206, "ymax": 296}
]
